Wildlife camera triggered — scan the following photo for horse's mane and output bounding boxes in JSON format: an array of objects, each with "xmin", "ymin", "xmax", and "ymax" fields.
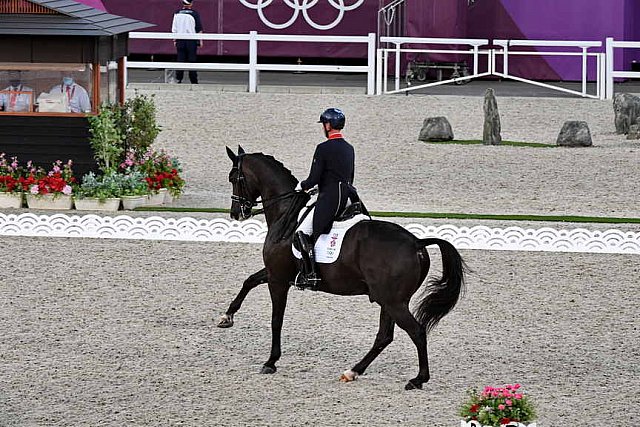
[
  {"xmin": 248, "ymin": 153, "xmax": 298, "ymax": 185},
  {"xmin": 248, "ymin": 153, "xmax": 309, "ymax": 241}
]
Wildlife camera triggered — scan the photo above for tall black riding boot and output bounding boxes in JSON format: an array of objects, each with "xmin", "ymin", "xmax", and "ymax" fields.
[{"xmin": 293, "ymin": 231, "xmax": 321, "ymax": 291}]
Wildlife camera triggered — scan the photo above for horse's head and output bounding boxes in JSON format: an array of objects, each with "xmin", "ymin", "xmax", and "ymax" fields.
[{"xmin": 226, "ymin": 145, "xmax": 260, "ymax": 220}]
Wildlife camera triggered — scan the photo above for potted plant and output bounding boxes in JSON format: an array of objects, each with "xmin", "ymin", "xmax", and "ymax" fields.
[
  {"xmin": 138, "ymin": 149, "xmax": 185, "ymax": 205},
  {"xmin": 118, "ymin": 169, "xmax": 149, "ymax": 210},
  {"xmin": 25, "ymin": 160, "xmax": 75, "ymax": 210},
  {"xmin": 74, "ymin": 171, "xmax": 122, "ymax": 211},
  {"xmin": 0, "ymin": 153, "xmax": 25, "ymax": 208},
  {"xmin": 88, "ymin": 106, "xmax": 123, "ymax": 173},
  {"xmin": 459, "ymin": 384, "xmax": 536, "ymax": 427}
]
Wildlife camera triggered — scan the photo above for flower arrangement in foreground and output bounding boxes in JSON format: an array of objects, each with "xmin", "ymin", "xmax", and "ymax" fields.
[
  {"xmin": 0, "ymin": 153, "xmax": 32, "ymax": 193},
  {"xmin": 29, "ymin": 160, "xmax": 75, "ymax": 198},
  {"xmin": 123, "ymin": 149, "xmax": 185, "ymax": 197},
  {"xmin": 459, "ymin": 384, "xmax": 536, "ymax": 427}
]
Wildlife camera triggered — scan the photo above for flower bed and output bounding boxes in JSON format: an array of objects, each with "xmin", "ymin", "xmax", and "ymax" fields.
[{"xmin": 460, "ymin": 384, "xmax": 536, "ymax": 427}]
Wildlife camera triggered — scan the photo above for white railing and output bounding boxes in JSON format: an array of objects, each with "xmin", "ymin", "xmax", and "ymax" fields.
[
  {"xmin": 605, "ymin": 37, "xmax": 640, "ymax": 99},
  {"xmin": 377, "ymin": 37, "xmax": 491, "ymax": 94},
  {"xmin": 127, "ymin": 31, "xmax": 377, "ymax": 95},
  {"xmin": 493, "ymin": 39, "xmax": 605, "ymax": 99}
]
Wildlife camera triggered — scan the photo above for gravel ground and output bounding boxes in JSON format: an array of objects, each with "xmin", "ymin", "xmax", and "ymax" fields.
[
  {"xmin": 1, "ymin": 90, "xmax": 639, "ymax": 426},
  {"xmin": 142, "ymin": 89, "xmax": 640, "ymax": 218},
  {"xmin": 0, "ymin": 237, "xmax": 638, "ymax": 426}
]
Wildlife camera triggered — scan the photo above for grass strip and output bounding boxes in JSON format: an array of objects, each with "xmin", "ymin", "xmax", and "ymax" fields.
[
  {"xmin": 425, "ymin": 139, "xmax": 555, "ymax": 148},
  {"xmin": 136, "ymin": 207, "xmax": 640, "ymax": 224}
]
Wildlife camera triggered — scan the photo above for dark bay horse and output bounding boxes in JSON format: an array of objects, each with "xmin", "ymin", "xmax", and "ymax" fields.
[{"xmin": 224, "ymin": 146, "xmax": 466, "ymax": 390}]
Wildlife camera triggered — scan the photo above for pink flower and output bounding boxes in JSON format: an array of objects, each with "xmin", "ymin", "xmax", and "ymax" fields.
[
  {"xmin": 30, "ymin": 185, "xmax": 39, "ymax": 194},
  {"xmin": 498, "ymin": 404, "xmax": 506, "ymax": 410},
  {"xmin": 515, "ymin": 393, "xmax": 523, "ymax": 399},
  {"xmin": 62, "ymin": 185, "xmax": 72, "ymax": 195},
  {"xmin": 505, "ymin": 399, "xmax": 512, "ymax": 406},
  {"xmin": 53, "ymin": 165, "xmax": 61, "ymax": 173}
]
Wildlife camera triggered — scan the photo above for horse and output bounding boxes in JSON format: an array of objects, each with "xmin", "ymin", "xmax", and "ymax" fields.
[{"xmin": 224, "ymin": 145, "xmax": 466, "ymax": 390}]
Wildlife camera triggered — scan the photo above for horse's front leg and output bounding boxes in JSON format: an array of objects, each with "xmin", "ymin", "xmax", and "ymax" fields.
[
  {"xmin": 260, "ymin": 281, "xmax": 290, "ymax": 374},
  {"xmin": 217, "ymin": 268, "xmax": 268, "ymax": 328}
]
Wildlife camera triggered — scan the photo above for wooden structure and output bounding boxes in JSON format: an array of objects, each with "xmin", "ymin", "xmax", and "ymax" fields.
[{"xmin": 0, "ymin": 0, "xmax": 152, "ymax": 179}]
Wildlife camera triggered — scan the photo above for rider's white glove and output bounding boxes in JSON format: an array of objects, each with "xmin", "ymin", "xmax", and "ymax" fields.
[{"xmin": 294, "ymin": 182, "xmax": 302, "ymax": 191}]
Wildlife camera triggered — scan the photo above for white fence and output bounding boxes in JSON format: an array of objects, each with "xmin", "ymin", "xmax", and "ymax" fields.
[
  {"xmin": 128, "ymin": 31, "xmax": 377, "ymax": 95},
  {"xmin": 377, "ymin": 36, "xmax": 491, "ymax": 95},
  {"xmin": 493, "ymin": 39, "xmax": 605, "ymax": 100},
  {"xmin": 606, "ymin": 37, "xmax": 640, "ymax": 99},
  {"xmin": 127, "ymin": 32, "xmax": 639, "ymax": 100}
]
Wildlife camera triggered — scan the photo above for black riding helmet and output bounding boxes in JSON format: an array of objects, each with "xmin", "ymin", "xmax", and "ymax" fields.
[{"xmin": 318, "ymin": 108, "xmax": 345, "ymax": 130}]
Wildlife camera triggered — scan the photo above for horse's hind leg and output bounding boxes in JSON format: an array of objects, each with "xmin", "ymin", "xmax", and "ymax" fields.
[
  {"xmin": 217, "ymin": 268, "xmax": 268, "ymax": 328},
  {"xmin": 386, "ymin": 303, "xmax": 430, "ymax": 390},
  {"xmin": 341, "ymin": 308, "xmax": 395, "ymax": 382}
]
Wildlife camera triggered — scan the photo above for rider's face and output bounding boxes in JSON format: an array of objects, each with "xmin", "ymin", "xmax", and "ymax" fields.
[{"xmin": 322, "ymin": 122, "xmax": 330, "ymax": 138}]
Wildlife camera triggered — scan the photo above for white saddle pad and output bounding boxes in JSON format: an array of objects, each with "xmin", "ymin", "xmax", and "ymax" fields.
[{"xmin": 292, "ymin": 214, "xmax": 370, "ymax": 264}]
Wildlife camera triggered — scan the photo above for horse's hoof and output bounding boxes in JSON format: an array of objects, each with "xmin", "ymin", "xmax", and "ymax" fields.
[
  {"xmin": 217, "ymin": 314, "xmax": 234, "ymax": 328},
  {"xmin": 404, "ymin": 380, "xmax": 423, "ymax": 390},
  {"xmin": 339, "ymin": 370, "xmax": 358, "ymax": 382},
  {"xmin": 260, "ymin": 365, "xmax": 277, "ymax": 374}
]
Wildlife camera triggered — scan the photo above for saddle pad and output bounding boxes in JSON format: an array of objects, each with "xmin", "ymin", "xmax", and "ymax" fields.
[{"xmin": 292, "ymin": 214, "xmax": 370, "ymax": 263}]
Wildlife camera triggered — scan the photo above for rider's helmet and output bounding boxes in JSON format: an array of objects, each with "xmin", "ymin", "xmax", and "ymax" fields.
[{"xmin": 318, "ymin": 108, "xmax": 345, "ymax": 130}]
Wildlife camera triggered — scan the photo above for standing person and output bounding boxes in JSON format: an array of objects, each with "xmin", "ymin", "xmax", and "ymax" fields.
[
  {"xmin": 49, "ymin": 76, "xmax": 91, "ymax": 113},
  {"xmin": 293, "ymin": 108, "xmax": 362, "ymax": 290},
  {"xmin": 0, "ymin": 71, "xmax": 34, "ymax": 112},
  {"xmin": 172, "ymin": 0, "xmax": 203, "ymax": 84}
]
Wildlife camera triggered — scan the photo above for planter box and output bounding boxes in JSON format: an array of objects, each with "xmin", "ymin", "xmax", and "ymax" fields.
[
  {"xmin": 0, "ymin": 192, "xmax": 23, "ymax": 209},
  {"xmin": 74, "ymin": 197, "xmax": 121, "ymax": 212},
  {"xmin": 121, "ymin": 195, "xmax": 147, "ymax": 210},
  {"xmin": 145, "ymin": 188, "xmax": 167, "ymax": 206},
  {"xmin": 461, "ymin": 421, "xmax": 536, "ymax": 427},
  {"xmin": 26, "ymin": 194, "xmax": 73, "ymax": 210}
]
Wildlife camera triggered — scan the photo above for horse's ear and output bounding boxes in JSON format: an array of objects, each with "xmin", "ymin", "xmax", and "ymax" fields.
[
  {"xmin": 238, "ymin": 145, "xmax": 246, "ymax": 156},
  {"xmin": 226, "ymin": 146, "xmax": 238, "ymax": 164}
]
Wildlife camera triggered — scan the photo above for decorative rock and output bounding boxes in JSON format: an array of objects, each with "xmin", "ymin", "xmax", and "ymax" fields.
[
  {"xmin": 418, "ymin": 116, "xmax": 454, "ymax": 141},
  {"xmin": 556, "ymin": 121, "xmax": 592, "ymax": 147},
  {"xmin": 483, "ymin": 88, "xmax": 501, "ymax": 145},
  {"xmin": 626, "ymin": 124, "xmax": 640, "ymax": 140},
  {"xmin": 613, "ymin": 93, "xmax": 640, "ymax": 134}
]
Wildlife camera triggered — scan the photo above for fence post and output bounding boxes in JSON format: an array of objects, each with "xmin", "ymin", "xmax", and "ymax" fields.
[
  {"xmin": 605, "ymin": 37, "xmax": 614, "ymax": 100},
  {"xmin": 367, "ymin": 33, "xmax": 376, "ymax": 95},
  {"xmin": 376, "ymin": 48, "xmax": 383, "ymax": 95},
  {"xmin": 394, "ymin": 42, "xmax": 401, "ymax": 92},
  {"xmin": 248, "ymin": 31, "xmax": 258, "ymax": 93}
]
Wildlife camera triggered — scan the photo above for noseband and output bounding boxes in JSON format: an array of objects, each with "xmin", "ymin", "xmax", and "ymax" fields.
[{"xmin": 231, "ymin": 155, "xmax": 297, "ymax": 218}]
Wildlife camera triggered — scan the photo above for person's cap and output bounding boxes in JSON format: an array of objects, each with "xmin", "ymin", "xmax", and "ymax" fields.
[{"xmin": 182, "ymin": 0, "xmax": 193, "ymax": 4}]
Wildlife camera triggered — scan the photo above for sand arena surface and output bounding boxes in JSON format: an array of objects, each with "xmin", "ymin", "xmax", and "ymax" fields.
[
  {"xmin": 1, "ymin": 90, "xmax": 639, "ymax": 426},
  {"xmin": 146, "ymin": 90, "xmax": 639, "ymax": 218},
  {"xmin": 0, "ymin": 237, "xmax": 638, "ymax": 426}
]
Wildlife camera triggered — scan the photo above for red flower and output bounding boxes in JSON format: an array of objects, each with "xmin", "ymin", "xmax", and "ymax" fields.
[
  {"xmin": 500, "ymin": 418, "xmax": 511, "ymax": 425},
  {"xmin": 469, "ymin": 404, "xmax": 479, "ymax": 413}
]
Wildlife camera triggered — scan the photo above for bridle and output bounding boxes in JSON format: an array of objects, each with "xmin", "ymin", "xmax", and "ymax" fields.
[{"xmin": 230, "ymin": 155, "xmax": 298, "ymax": 218}]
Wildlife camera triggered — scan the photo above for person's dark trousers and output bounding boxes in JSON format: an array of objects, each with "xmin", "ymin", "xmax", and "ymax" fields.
[{"xmin": 176, "ymin": 40, "xmax": 199, "ymax": 84}]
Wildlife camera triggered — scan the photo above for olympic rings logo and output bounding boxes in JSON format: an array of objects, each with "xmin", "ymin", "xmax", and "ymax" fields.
[{"xmin": 239, "ymin": 0, "xmax": 366, "ymax": 31}]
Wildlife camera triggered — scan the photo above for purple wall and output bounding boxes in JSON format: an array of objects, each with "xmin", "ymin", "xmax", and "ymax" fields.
[{"xmin": 76, "ymin": 0, "xmax": 106, "ymax": 11}]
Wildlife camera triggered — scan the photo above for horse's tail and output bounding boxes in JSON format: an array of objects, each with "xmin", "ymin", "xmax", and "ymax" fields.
[{"xmin": 413, "ymin": 238, "xmax": 467, "ymax": 334}]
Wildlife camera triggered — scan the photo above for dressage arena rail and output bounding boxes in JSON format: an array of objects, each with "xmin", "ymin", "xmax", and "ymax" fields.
[
  {"xmin": 126, "ymin": 32, "xmax": 636, "ymax": 99},
  {"xmin": 1, "ymin": 213, "xmax": 638, "ymax": 255},
  {"xmin": 127, "ymin": 31, "xmax": 377, "ymax": 95}
]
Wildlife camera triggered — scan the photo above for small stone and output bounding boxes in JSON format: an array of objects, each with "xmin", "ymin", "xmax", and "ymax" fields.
[
  {"xmin": 626, "ymin": 124, "xmax": 640, "ymax": 140},
  {"xmin": 613, "ymin": 93, "xmax": 640, "ymax": 134},
  {"xmin": 556, "ymin": 121, "xmax": 592, "ymax": 147},
  {"xmin": 418, "ymin": 116, "xmax": 454, "ymax": 142},
  {"xmin": 483, "ymin": 88, "xmax": 502, "ymax": 145}
]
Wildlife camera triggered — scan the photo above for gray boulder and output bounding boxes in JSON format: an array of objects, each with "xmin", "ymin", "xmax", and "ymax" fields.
[
  {"xmin": 613, "ymin": 93, "xmax": 640, "ymax": 134},
  {"xmin": 418, "ymin": 116, "xmax": 454, "ymax": 141},
  {"xmin": 483, "ymin": 88, "xmax": 502, "ymax": 145},
  {"xmin": 556, "ymin": 121, "xmax": 592, "ymax": 147},
  {"xmin": 626, "ymin": 124, "xmax": 640, "ymax": 140}
]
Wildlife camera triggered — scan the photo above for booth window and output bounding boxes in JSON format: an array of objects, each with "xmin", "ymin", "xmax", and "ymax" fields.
[{"xmin": 0, "ymin": 63, "xmax": 96, "ymax": 115}]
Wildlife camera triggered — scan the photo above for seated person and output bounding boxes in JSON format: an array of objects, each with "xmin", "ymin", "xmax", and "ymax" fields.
[
  {"xmin": 0, "ymin": 71, "xmax": 34, "ymax": 112},
  {"xmin": 49, "ymin": 76, "xmax": 91, "ymax": 113}
]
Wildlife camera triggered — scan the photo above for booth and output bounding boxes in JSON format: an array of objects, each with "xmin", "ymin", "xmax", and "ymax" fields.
[{"xmin": 0, "ymin": 0, "xmax": 152, "ymax": 179}]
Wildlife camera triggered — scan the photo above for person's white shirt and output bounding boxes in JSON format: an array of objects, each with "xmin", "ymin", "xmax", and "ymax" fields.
[
  {"xmin": 49, "ymin": 81, "xmax": 91, "ymax": 113},
  {"xmin": 0, "ymin": 84, "xmax": 34, "ymax": 112}
]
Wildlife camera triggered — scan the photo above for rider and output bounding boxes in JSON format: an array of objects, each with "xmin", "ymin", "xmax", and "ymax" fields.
[{"xmin": 293, "ymin": 108, "xmax": 360, "ymax": 290}]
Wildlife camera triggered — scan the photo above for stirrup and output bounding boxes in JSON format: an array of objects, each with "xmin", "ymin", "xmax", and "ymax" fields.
[{"xmin": 292, "ymin": 271, "xmax": 321, "ymax": 291}]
